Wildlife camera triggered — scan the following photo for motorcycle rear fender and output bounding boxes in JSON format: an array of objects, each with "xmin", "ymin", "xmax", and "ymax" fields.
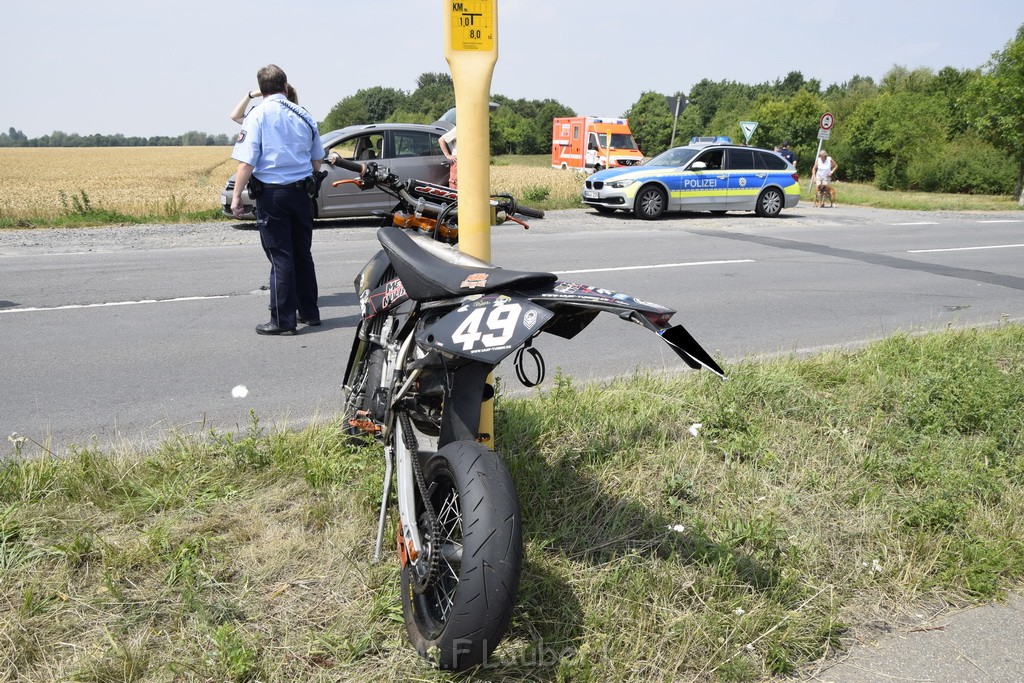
[
  {"xmin": 526, "ymin": 280, "xmax": 676, "ymax": 322},
  {"xmin": 524, "ymin": 279, "xmax": 726, "ymax": 378}
]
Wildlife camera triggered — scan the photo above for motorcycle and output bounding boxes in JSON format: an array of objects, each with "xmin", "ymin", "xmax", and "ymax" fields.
[{"xmin": 331, "ymin": 157, "xmax": 725, "ymax": 670}]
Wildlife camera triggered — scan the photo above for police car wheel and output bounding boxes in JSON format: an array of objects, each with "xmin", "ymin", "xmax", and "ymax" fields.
[
  {"xmin": 755, "ymin": 188, "xmax": 784, "ymax": 218},
  {"xmin": 633, "ymin": 184, "xmax": 666, "ymax": 220}
]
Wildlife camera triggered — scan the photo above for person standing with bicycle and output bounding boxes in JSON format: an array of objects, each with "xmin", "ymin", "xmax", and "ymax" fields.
[
  {"xmin": 811, "ymin": 149, "xmax": 838, "ymax": 207},
  {"xmin": 231, "ymin": 64, "xmax": 324, "ymax": 336}
]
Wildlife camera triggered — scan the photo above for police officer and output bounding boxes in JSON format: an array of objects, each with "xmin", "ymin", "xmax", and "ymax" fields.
[
  {"xmin": 231, "ymin": 64, "xmax": 324, "ymax": 335},
  {"xmin": 779, "ymin": 141, "xmax": 797, "ymax": 167}
]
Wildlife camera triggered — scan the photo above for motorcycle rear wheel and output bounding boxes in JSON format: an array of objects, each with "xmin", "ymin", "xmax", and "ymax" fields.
[{"xmin": 401, "ymin": 440, "xmax": 523, "ymax": 670}]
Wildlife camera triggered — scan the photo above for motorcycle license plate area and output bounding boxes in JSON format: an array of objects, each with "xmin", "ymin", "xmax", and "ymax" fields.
[{"xmin": 417, "ymin": 295, "xmax": 553, "ymax": 364}]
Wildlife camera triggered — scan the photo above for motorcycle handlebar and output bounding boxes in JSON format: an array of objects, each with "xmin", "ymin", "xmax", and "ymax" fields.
[
  {"xmin": 333, "ymin": 157, "xmax": 364, "ymax": 174},
  {"xmin": 515, "ymin": 204, "xmax": 544, "ymax": 219}
]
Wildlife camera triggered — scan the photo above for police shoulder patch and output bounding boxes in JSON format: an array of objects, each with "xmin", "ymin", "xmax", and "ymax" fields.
[{"xmin": 236, "ymin": 130, "xmax": 246, "ymax": 143}]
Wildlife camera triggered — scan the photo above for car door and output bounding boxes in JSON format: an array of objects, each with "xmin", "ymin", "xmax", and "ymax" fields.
[
  {"xmin": 723, "ymin": 147, "xmax": 766, "ymax": 210},
  {"xmin": 388, "ymin": 129, "xmax": 449, "ymax": 187},
  {"xmin": 680, "ymin": 148, "xmax": 727, "ymax": 211},
  {"xmin": 319, "ymin": 132, "xmax": 390, "ymax": 216}
]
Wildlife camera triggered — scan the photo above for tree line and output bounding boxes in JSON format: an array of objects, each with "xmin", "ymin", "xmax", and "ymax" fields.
[{"xmin": 0, "ymin": 128, "xmax": 232, "ymax": 148}]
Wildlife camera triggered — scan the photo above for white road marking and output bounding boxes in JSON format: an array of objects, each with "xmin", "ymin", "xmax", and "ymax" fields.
[
  {"xmin": 557, "ymin": 259, "xmax": 755, "ymax": 275},
  {"xmin": 1, "ymin": 295, "xmax": 230, "ymax": 314},
  {"xmin": 979, "ymin": 220, "xmax": 1022, "ymax": 224},
  {"xmin": 908, "ymin": 243, "xmax": 1024, "ymax": 254}
]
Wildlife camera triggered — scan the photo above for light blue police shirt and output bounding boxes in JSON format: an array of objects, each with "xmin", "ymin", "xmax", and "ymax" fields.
[{"xmin": 231, "ymin": 93, "xmax": 324, "ymax": 185}]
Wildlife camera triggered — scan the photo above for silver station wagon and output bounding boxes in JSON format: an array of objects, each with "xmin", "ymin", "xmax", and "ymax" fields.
[{"xmin": 221, "ymin": 122, "xmax": 451, "ymax": 219}]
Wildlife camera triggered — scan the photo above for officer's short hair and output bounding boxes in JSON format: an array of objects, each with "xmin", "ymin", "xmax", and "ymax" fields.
[{"xmin": 257, "ymin": 64, "xmax": 287, "ymax": 97}]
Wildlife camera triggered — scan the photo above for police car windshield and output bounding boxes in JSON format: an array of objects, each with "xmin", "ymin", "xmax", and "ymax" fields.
[{"xmin": 645, "ymin": 148, "xmax": 700, "ymax": 167}]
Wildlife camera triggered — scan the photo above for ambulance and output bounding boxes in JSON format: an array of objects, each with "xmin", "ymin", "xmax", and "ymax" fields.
[{"xmin": 551, "ymin": 116, "xmax": 644, "ymax": 172}]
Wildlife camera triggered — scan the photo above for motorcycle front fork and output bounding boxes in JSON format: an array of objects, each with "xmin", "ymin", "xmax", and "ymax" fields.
[{"xmin": 372, "ymin": 358, "xmax": 491, "ymax": 567}]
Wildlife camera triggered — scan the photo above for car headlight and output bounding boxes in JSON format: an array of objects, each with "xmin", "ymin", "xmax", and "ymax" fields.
[{"xmin": 607, "ymin": 178, "xmax": 636, "ymax": 189}]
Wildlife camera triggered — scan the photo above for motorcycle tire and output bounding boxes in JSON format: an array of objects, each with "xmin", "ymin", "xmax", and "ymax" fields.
[{"xmin": 401, "ymin": 440, "xmax": 523, "ymax": 671}]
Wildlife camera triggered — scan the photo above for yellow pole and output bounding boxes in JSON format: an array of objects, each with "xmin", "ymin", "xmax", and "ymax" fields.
[{"xmin": 445, "ymin": 0, "xmax": 498, "ymax": 445}]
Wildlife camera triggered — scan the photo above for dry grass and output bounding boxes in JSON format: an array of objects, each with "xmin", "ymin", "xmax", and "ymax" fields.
[
  {"xmin": 3, "ymin": 327, "xmax": 1024, "ymax": 681},
  {"xmin": 489, "ymin": 164, "xmax": 585, "ymax": 209},
  {"xmin": 0, "ymin": 147, "xmax": 236, "ymax": 221}
]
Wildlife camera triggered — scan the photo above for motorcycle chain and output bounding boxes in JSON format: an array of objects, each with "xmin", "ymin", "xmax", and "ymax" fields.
[{"xmin": 400, "ymin": 411, "xmax": 440, "ymax": 593}]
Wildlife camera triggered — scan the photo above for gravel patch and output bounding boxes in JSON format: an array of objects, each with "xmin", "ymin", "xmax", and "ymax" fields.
[{"xmin": 2, "ymin": 206, "xmax": 1021, "ymax": 257}]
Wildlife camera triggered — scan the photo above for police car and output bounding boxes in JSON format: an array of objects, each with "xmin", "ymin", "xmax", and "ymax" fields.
[{"xmin": 582, "ymin": 142, "xmax": 800, "ymax": 219}]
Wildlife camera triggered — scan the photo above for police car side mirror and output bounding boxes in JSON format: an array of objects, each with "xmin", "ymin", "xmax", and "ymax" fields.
[{"xmin": 691, "ymin": 161, "xmax": 708, "ymax": 170}]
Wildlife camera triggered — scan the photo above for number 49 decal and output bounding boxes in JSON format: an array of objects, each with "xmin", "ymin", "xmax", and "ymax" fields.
[
  {"xmin": 420, "ymin": 297, "xmax": 552, "ymax": 361},
  {"xmin": 452, "ymin": 302, "xmax": 522, "ymax": 351}
]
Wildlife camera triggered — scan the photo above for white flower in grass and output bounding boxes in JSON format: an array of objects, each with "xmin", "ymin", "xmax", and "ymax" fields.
[
  {"xmin": 667, "ymin": 524, "xmax": 686, "ymax": 534},
  {"xmin": 862, "ymin": 559, "xmax": 883, "ymax": 573},
  {"xmin": 231, "ymin": 385, "xmax": 249, "ymax": 398},
  {"xmin": 734, "ymin": 608, "xmax": 745, "ymax": 616},
  {"xmin": 687, "ymin": 423, "xmax": 702, "ymax": 437}
]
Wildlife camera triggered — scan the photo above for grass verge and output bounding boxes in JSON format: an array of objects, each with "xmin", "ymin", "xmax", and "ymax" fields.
[
  {"xmin": 800, "ymin": 181, "xmax": 1022, "ymax": 211},
  {"xmin": 2, "ymin": 325, "xmax": 1024, "ymax": 681}
]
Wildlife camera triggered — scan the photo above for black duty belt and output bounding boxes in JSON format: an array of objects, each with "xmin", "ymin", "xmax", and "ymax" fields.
[{"xmin": 261, "ymin": 178, "xmax": 310, "ymax": 189}]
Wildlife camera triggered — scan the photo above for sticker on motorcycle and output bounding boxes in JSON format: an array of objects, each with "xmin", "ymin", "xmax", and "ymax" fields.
[
  {"xmin": 461, "ymin": 273, "xmax": 489, "ymax": 289},
  {"xmin": 418, "ymin": 296, "xmax": 554, "ymax": 363},
  {"xmin": 452, "ymin": 302, "xmax": 520, "ymax": 350}
]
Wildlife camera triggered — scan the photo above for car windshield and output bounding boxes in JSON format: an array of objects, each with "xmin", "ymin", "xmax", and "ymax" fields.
[
  {"xmin": 645, "ymin": 148, "xmax": 699, "ymax": 167},
  {"xmin": 609, "ymin": 133, "xmax": 637, "ymax": 150}
]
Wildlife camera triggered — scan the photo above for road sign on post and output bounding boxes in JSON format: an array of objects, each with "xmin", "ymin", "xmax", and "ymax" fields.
[
  {"xmin": 445, "ymin": 0, "xmax": 498, "ymax": 445},
  {"xmin": 666, "ymin": 94, "xmax": 687, "ymax": 147},
  {"xmin": 819, "ymin": 112, "xmax": 834, "ymax": 130},
  {"xmin": 739, "ymin": 121, "xmax": 758, "ymax": 144}
]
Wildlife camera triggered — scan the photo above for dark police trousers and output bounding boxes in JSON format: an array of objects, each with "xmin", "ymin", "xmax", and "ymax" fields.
[{"xmin": 254, "ymin": 184, "xmax": 319, "ymax": 329}]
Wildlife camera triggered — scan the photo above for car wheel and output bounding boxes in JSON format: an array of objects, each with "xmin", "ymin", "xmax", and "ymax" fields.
[
  {"xmin": 633, "ymin": 184, "xmax": 667, "ymax": 220},
  {"xmin": 594, "ymin": 206, "xmax": 617, "ymax": 215},
  {"xmin": 755, "ymin": 188, "xmax": 784, "ymax": 217}
]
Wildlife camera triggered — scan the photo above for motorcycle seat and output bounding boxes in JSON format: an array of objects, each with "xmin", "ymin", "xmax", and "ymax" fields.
[{"xmin": 378, "ymin": 227, "xmax": 557, "ymax": 301}]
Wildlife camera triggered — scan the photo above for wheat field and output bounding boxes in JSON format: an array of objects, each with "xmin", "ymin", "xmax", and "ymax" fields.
[
  {"xmin": 0, "ymin": 147, "xmax": 238, "ymax": 221},
  {"xmin": 0, "ymin": 147, "xmax": 587, "ymax": 224}
]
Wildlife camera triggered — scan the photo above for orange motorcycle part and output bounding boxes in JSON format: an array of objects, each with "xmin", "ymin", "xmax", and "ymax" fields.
[
  {"xmin": 392, "ymin": 211, "xmax": 459, "ymax": 241},
  {"xmin": 397, "ymin": 530, "xmax": 419, "ymax": 567}
]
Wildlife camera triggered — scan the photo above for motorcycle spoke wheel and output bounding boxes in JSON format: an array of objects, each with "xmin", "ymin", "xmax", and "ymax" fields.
[{"xmin": 401, "ymin": 441, "xmax": 522, "ymax": 671}]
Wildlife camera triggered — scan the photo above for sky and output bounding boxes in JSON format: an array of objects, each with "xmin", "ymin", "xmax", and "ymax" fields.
[{"xmin": 2, "ymin": 0, "xmax": 1022, "ymax": 140}]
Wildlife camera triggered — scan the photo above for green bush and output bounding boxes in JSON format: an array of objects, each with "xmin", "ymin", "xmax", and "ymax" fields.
[{"xmin": 904, "ymin": 136, "xmax": 1016, "ymax": 194}]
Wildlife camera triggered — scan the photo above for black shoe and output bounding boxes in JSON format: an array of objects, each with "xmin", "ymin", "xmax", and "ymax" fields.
[
  {"xmin": 297, "ymin": 316, "xmax": 321, "ymax": 326},
  {"xmin": 256, "ymin": 322, "xmax": 296, "ymax": 336}
]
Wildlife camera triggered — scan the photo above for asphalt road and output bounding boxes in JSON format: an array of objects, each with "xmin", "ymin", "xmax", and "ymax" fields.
[{"xmin": 2, "ymin": 205, "xmax": 1023, "ymax": 456}]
